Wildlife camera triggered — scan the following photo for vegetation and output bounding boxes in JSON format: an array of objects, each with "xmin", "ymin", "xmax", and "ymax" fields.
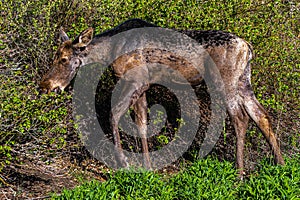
[
  {"xmin": 53, "ymin": 156, "xmax": 300, "ymax": 199},
  {"xmin": 0, "ymin": 0, "xmax": 299, "ymax": 198}
]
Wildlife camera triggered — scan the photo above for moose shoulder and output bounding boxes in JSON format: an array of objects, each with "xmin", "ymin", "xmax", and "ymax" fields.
[{"xmin": 39, "ymin": 19, "xmax": 284, "ymax": 177}]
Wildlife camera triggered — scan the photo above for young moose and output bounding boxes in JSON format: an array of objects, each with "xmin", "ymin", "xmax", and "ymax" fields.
[{"xmin": 39, "ymin": 19, "xmax": 284, "ymax": 177}]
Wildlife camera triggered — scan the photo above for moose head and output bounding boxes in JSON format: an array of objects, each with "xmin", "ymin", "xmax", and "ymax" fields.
[{"xmin": 39, "ymin": 28, "xmax": 93, "ymax": 93}]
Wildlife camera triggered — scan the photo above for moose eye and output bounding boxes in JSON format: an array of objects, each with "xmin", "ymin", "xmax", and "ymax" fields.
[
  {"xmin": 61, "ymin": 58, "xmax": 68, "ymax": 63},
  {"xmin": 72, "ymin": 59, "xmax": 81, "ymax": 67}
]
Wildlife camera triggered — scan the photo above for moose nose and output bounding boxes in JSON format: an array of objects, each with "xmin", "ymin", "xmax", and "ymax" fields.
[
  {"xmin": 53, "ymin": 87, "xmax": 62, "ymax": 94},
  {"xmin": 38, "ymin": 87, "xmax": 62, "ymax": 96},
  {"xmin": 38, "ymin": 87, "xmax": 49, "ymax": 96}
]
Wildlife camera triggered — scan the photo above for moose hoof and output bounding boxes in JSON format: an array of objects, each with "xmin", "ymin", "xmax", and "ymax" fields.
[
  {"xmin": 238, "ymin": 170, "xmax": 246, "ymax": 181},
  {"xmin": 116, "ymin": 153, "xmax": 129, "ymax": 169}
]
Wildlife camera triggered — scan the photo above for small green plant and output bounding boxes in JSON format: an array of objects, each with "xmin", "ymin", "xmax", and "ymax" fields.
[
  {"xmin": 0, "ymin": 142, "xmax": 13, "ymax": 170},
  {"xmin": 156, "ymin": 135, "xmax": 169, "ymax": 146}
]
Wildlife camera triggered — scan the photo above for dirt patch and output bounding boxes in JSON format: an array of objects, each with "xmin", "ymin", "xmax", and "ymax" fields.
[{"xmin": 0, "ymin": 144, "xmax": 108, "ymax": 199}]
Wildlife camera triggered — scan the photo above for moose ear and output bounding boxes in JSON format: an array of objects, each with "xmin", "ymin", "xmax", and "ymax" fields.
[
  {"xmin": 59, "ymin": 27, "xmax": 70, "ymax": 43},
  {"xmin": 72, "ymin": 27, "xmax": 93, "ymax": 48}
]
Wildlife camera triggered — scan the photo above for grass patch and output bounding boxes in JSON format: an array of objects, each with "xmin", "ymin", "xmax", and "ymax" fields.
[
  {"xmin": 52, "ymin": 156, "xmax": 300, "ymax": 199},
  {"xmin": 238, "ymin": 155, "xmax": 300, "ymax": 199}
]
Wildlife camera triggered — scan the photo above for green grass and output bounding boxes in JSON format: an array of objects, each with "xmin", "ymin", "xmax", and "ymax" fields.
[{"xmin": 52, "ymin": 156, "xmax": 300, "ymax": 199}]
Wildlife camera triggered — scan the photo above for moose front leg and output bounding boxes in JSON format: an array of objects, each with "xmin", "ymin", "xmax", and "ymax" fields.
[
  {"xmin": 133, "ymin": 92, "xmax": 151, "ymax": 169},
  {"xmin": 111, "ymin": 104, "xmax": 130, "ymax": 168},
  {"xmin": 110, "ymin": 81, "xmax": 150, "ymax": 168}
]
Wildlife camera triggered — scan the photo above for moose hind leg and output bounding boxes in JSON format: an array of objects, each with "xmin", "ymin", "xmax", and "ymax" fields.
[
  {"xmin": 243, "ymin": 95, "xmax": 285, "ymax": 165},
  {"xmin": 227, "ymin": 102, "xmax": 250, "ymax": 177},
  {"xmin": 133, "ymin": 93, "xmax": 151, "ymax": 169}
]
